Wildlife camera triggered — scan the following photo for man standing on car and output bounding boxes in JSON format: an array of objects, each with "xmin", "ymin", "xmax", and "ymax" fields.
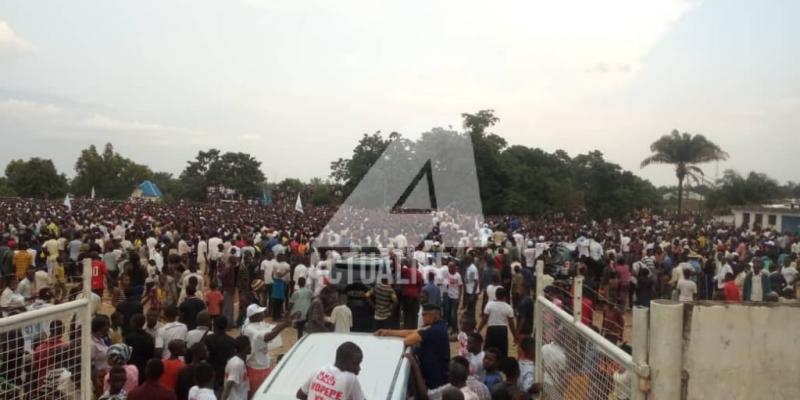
[{"xmin": 375, "ymin": 303, "xmax": 450, "ymax": 389}]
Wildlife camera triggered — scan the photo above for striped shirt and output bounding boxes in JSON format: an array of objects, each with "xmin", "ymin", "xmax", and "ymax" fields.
[{"xmin": 371, "ymin": 283, "xmax": 395, "ymax": 320}]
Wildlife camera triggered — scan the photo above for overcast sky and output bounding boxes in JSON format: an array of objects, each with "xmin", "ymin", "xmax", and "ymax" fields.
[{"xmin": 0, "ymin": 0, "xmax": 797, "ymax": 187}]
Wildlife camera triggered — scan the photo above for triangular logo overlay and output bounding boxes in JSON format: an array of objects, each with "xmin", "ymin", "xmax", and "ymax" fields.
[
  {"xmin": 315, "ymin": 130, "xmax": 484, "ymax": 249},
  {"xmin": 392, "ymin": 160, "xmax": 436, "ymax": 211}
]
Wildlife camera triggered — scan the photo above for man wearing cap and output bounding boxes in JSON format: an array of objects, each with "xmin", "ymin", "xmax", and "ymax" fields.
[
  {"xmin": 376, "ymin": 303, "xmax": 450, "ymax": 389},
  {"xmin": 242, "ymin": 303, "xmax": 294, "ymax": 398}
]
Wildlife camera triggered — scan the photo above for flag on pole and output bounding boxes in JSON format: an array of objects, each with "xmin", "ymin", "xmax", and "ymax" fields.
[
  {"xmin": 91, "ymin": 186, "xmax": 95, "ymax": 199},
  {"xmin": 261, "ymin": 190, "xmax": 271, "ymax": 206},
  {"xmin": 295, "ymin": 193, "xmax": 304, "ymax": 213},
  {"xmin": 63, "ymin": 194, "xmax": 72, "ymax": 211}
]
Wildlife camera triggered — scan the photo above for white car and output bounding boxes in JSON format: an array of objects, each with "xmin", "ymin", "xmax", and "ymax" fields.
[{"xmin": 254, "ymin": 332, "xmax": 410, "ymax": 400}]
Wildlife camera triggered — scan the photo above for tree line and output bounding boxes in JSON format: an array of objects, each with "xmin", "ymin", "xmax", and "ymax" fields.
[{"xmin": 1, "ymin": 110, "xmax": 795, "ymax": 217}]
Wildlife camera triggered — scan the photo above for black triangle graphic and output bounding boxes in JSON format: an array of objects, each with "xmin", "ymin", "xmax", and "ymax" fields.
[{"xmin": 391, "ymin": 160, "xmax": 437, "ymax": 211}]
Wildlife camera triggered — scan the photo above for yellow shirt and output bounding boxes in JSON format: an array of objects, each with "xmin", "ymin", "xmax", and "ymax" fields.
[
  {"xmin": 54, "ymin": 263, "xmax": 66, "ymax": 284},
  {"xmin": 13, "ymin": 251, "xmax": 32, "ymax": 279}
]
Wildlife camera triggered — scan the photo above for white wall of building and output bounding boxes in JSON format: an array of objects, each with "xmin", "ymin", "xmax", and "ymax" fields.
[{"xmin": 683, "ymin": 303, "xmax": 800, "ymax": 399}]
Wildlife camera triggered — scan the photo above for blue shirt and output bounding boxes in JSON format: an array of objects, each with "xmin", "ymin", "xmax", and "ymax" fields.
[
  {"xmin": 417, "ymin": 320, "xmax": 450, "ymax": 389},
  {"xmin": 422, "ymin": 283, "xmax": 441, "ymax": 306},
  {"xmin": 271, "ymin": 279, "xmax": 286, "ymax": 299},
  {"xmin": 484, "ymin": 371, "xmax": 503, "ymax": 391}
]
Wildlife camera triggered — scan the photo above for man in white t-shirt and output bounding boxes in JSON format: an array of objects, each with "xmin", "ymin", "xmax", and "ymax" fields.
[
  {"xmin": 242, "ymin": 304, "xmax": 293, "ymax": 398},
  {"xmin": 444, "ymin": 262, "xmax": 463, "ymax": 333},
  {"xmin": 155, "ymin": 305, "xmax": 187, "ymax": 359},
  {"xmin": 196, "ymin": 237, "xmax": 208, "ymax": 274},
  {"xmin": 293, "ymin": 263, "xmax": 308, "ymax": 291},
  {"xmin": 523, "ymin": 241, "xmax": 536, "ymax": 268},
  {"xmin": 463, "ymin": 262, "xmax": 480, "ymax": 315},
  {"xmin": 677, "ymin": 269, "xmax": 697, "ymax": 302},
  {"xmin": 297, "ymin": 342, "xmax": 365, "ymax": 400},
  {"xmin": 261, "ymin": 253, "xmax": 278, "ymax": 303},
  {"xmin": 222, "ymin": 336, "xmax": 251, "ymax": 400}
]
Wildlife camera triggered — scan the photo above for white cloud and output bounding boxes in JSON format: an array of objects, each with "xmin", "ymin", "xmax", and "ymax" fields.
[
  {"xmin": 0, "ymin": 97, "xmax": 224, "ymax": 176},
  {"xmin": 0, "ymin": 20, "xmax": 32, "ymax": 52}
]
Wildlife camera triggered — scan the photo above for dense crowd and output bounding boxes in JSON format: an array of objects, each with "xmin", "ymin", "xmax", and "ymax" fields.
[{"xmin": 0, "ymin": 196, "xmax": 798, "ymax": 400}]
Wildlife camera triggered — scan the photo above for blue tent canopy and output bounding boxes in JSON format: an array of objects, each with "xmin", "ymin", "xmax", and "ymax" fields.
[{"xmin": 138, "ymin": 180, "xmax": 163, "ymax": 197}]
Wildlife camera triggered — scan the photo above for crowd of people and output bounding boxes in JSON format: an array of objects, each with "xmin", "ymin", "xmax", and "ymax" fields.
[{"xmin": 0, "ymin": 196, "xmax": 799, "ymax": 400}]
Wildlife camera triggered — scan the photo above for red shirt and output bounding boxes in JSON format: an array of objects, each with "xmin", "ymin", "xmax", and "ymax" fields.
[
  {"xmin": 159, "ymin": 358, "xmax": 185, "ymax": 390},
  {"xmin": 205, "ymin": 289, "xmax": 223, "ymax": 315},
  {"xmin": 581, "ymin": 298, "xmax": 594, "ymax": 326},
  {"xmin": 128, "ymin": 381, "xmax": 176, "ymax": 400},
  {"xmin": 91, "ymin": 259, "xmax": 106, "ymax": 290},
  {"xmin": 401, "ymin": 267, "xmax": 424, "ymax": 298},
  {"xmin": 32, "ymin": 339, "xmax": 67, "ymax": 381},
  {"xmin": 724, "ymin": 281, "xmax": 740, "ymax": 302},
  {"xmin": 494, "ymin": 254, "xmax": 505, "ymax": 271}
]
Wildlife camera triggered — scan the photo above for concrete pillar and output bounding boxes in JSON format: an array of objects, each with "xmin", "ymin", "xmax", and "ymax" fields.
[
  {"xmin": 631, "ymin": 306, "xmax": 650, "ymax": 400},
  {"xmin": 648, "ymin": 300, "xmax": 684, "ymax": 400},
  {"xmin": 534, "ymin": 260, "xmax": 545, "ymax": 387},
  {"xmin": 573, "ymin": 276, "xmax": 583, "ymax": 324}
]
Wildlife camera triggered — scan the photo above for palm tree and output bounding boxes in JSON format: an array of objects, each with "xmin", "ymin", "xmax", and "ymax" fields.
[{"xmin": 641, "ymin": 130, "xmax": 728, "ymax": 214}]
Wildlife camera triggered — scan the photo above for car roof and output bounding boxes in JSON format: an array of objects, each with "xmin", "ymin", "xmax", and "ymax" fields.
[{"xmin": 254, "ymin": 332, "xmax": 409, "ymax": 400}]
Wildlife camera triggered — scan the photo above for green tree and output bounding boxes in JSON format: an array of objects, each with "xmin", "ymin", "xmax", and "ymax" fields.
[
  {"xmin": 329, "ymin": 131, "xmax": 397, "ymax": 196},
  {"xmin": 641, "ymin": 130, "xmax": 728, "ymax": 215},
  {"xmin": 462, "ymin": 110, "xmax": 509, "ymax": 214},
  {"xmin": 72, "ymin": 143, "xmax": 153, "ymax": 199},
  {"xmin": 179, "ymin": 149, "xmax": 265, "ymax": 200},
  {"xmin": 277, "ymin": 178, "xmax": 305, "ymax": 193},
  {"xmin": 0, "ymin": 177, "xmax": 16, "ymax": 197},
  {"xmin": 706, "ymin": 170, "xmax": 782, "ymax": 210},
  {"xmin": 311, "ymin": 184, "xmax": 332, "ymax": 206},
  {"xmin": 4, "ymin": 157, "xmax": 69, "ymax": 198}
]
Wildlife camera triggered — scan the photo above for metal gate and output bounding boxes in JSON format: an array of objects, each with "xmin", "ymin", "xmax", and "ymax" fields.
[{"xmin": 533, "ymin": 261, "xmax": 650, "ymax": 400}]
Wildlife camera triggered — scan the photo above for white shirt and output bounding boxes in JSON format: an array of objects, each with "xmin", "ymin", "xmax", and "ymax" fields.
[
  {"xmin": 186, "ymin": 327, "xmax": 210, "ymax": 349},
  {"xmin": 156, "ymin": 321, "xmax": 188, "ymax": 359},
  {"xmin": 331, "ymin": 305, "xmax": 353, "ymax": 333},
  {"xmin": 208, "ymin": 237, "xmax": 222, "ymax": 260},
  {"xmin": 613, "ymin": 369, "xmax": 632, "ymax": 400},
  {"xmin": 589, "ymin": 240, "xmax": 604, "ymax": 261},
  {"xmin": 293, "ymin": 264, "xmax": 308, "ymax": 291},
  {"xmin": 750, "ymin": 273, "xmax": 764, "ymax": 302},
  {"xmin": 274, "ymin": 261, "xmax": 291, "ymax": 282},
  {"xmin": 224, "ymin": 355, "xmax": 249, "ymax": 400},
  {"xmin": 486, "ymin": 285, "xmax": 499, "ymax": 302},
  {"xmin": 300, "ymin": 365, "xmax": 365, "ymax": 400},
  {"xmin": 17, "ymin": 278, "xmax": 33, "ymax": 300},
  {"xmin": 446, "ymin": 272, "xmax": 463, "ymax": 299},
  {"xmin": 188, "ymin": 386, "xmax": 216, "ymax": 400},
  {"xmin": 716, "ymin": 263, "xmax": 734, "ymax": 289},
  {"xmin": 781, "ymin": 266, "xmax": 799, "ymax": 286},
  {"xmin": 523, "ymin": 248, "xmax": 536, "ymax": 268},
  {"xmin": 464, "ymin": 264, "xmax": 480, "ymax": 295},
  {"xmin": 435, "ymin": 266, "xmax": 449, "ymax": 288},
  {"xmin": 677, "ymin": 279, "xmax": 697, "ymax": 302},
  {"xmin": 620, "ymin": 236, "xmax": 631, "ymax": 253},
  {"xmin": 0, "ymin": 287, "xmax": 24, "ymax": 316},
  {"xmin": 261, "ymin": 259, "xmax": 278, "ymax": 285},
  {"xmin": 314, "ymin": 269, "xmax": 331, "ymax": 296},
  {"xmin": 196, "ymin": 241, "xmax": 208, "ymax": 263},
  {"xmin": 519, "ymin": 359, "xmax": 535, "ymax": 394},
  {"xmin": 484, "ymin": 300, "xmax": 513, "ymax": 326},
  {"xmin": 243, "ymin": 321, "xmax": 283, "ymax": 370},
  {"xmin": 466, "ymin": 351, "xmax": 485, "ymax": 380},
  {"xmin": 542, "ymin": 343, "xmax": 567, "ymax": 390}
]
